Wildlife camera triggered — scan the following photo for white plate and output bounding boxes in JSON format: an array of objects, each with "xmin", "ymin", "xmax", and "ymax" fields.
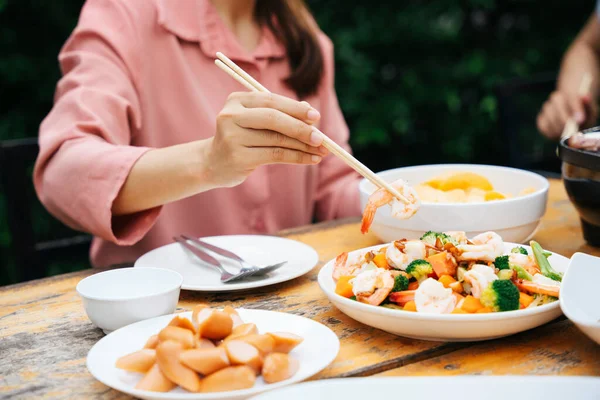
[
  {"xmin": 560, "ymin": 252, "xmax": 600, "ymax": 345},
  {"xmin": 86, "ymin": 309, "xmax": 340, "ymax": 400},
  {"xmin": 248, "ymin": 377, "xmax": 600, "ymax": 400},
  {"xmin": 135, "ymin": 235, "xmax": 318, "ymax": 291},
  {"xmin": 318, "ymin": 242, "xmax": 569, "ymax": 342}
]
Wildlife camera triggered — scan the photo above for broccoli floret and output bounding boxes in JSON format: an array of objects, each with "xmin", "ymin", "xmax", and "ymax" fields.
[
  {"xmin": 405, "ymin": 259, "xmax": 433, "ymax": 280},
  {"xmin": 511, "ymin": 265, "xmax": 533, "ymax": 281},
  {"xmin": 530, "ymin": 241, "xmax": 562, "ymax": 282},
  {"xmin": 511, "ymin": 246, "xmax": 528, "ymax": 255},
  {"xmin": 419, "ymin": 231, "xmax": 457, "ymax": 246},
  {"xmin": 349, "ymin": 296, "xmax": 357, "ymax": 301},
  {"xmin": 480, "ymin": 280, "xmax": 520, "ymax": 312},
  {"xmin": 494, "ymin": 255, "xmax": 510, "ymax": 270},
  {"xmin": 392, "ymin": 274, "xmax": 409, "ymax": 292}
]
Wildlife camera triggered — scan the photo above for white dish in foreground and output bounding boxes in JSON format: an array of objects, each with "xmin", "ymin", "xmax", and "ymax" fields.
[
  {"xmin": 86, "ymin": 309, "xmax": 340, "ymax": 400},
  {"xmin": 560, "ymin": 252, "xmax": 600, "ymax": 345},
  {"xmin": 359, "ymin": 164, "xmax": 549, "ymax": 243},
  {"xmin": 134, "ymin": 235, "xmax": 318, "ymax": 292},
  {"xmin": 248, "ymin": 377, "xmax": 600, "ymax": 400},
  {"xmin": 318, "ymin": 242, "xmax": 569, "ymax": 342}
]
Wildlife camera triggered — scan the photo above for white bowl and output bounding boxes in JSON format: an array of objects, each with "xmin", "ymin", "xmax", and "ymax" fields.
[
  {"xmin": 318, "ymin": 242, "xmax": 569, "ymax": 342},
  {"xmin": 76, "ymin": 267, "xmax": 183, "ymax": 334},
  {"xmin": 359, "ymin": 164, "xmax": 549, "ymax": 243},
  {"xmin": 560, "ymin": 252, "xmax": 600, "ymax": 345}
]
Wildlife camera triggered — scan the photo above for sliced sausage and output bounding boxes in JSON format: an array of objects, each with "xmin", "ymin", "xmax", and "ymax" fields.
[
  {"xmin": 158, "ymin": 326, "xmax": 195, "ymax": 349},
  {"xmin": 267, "ymin": 332, "xmax": 304, "ymax": 353},
  {"xmin": 223, "ymin": 340, "xmax": 262, "ymax": 373},
  {"xmin": 180, "ymin": 348, "xmax": 230, "ymax": 375},
  {"xmin": 143, "ymin": 334, "xmax": 159, "ymax": 349},
  {"xmin": 223, "ymin": 306, "xmax": 244, "ymax": 328},
  {"xmin": 155, "ymin": 341, "xmax": 201, "ymax": 392},
  {"xmin": 195, "ymin": 337, "xmax": 216, "ymax": 349},
  {"xmin": 200, "ymin": 366, "xmax": 256, "ymax": 393},
  {"xmin": 196, "ymin": 309, "xmax": 233, "ymax": 340},
  {"xmin": 262, "ymin": 353, "xmax": 300, "ymax": 384},
  {"xmin": 115, "ymin": 349, "xmax": 156, "ymax": 373},
  {"xmin": 191, "ymin": 304, "xmax": 210, "ymax": 329},
  {"xmin": 238, "ymin": 334, "xmax": 275, "ymax": 355},
  {"xmin": 225, "ymin": 323, "xmax": 258, "ymax": 341},
  {"xmin": 135, "ymin": 363, "xmax": 176, "ymax": 392},
  {"xmin": 167, "ymin": 315, "xmax": 196, "ymax": 333}
]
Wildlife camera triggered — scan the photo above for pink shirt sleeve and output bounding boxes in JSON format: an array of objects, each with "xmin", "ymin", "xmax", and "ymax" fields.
[
  {"xmin": 313, "ymin": 34, "xmax": 363, "ymax": 221},
  {"xmin": 33, "ymin": 0, "xmax": 160, "ymax": 245}
]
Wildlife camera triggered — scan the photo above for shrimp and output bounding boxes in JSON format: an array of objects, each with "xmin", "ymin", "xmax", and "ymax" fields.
[
  {"xmin": 413, "ymin": 278, "xmax": 456, "ymax": 314},
  {"xmin": 455, "ymin": 231, "xmax": 504, "ymax": 262},
  {"xmin": 361, "ymin": 179, "xmax": 420, "ymax": 234},
  {"xmin": 332, "ymin": 252, "xmax": 361, "ymax": 282},
  {"xmin": 508, "ymin": 253, "xmax": 541, "ymax": 276},
  {"xmin": 385, "ymin": 240, "xmax": 426, "ymax": 270},
  {"xmin": 352, "ymin": 269, "xmax": 395, "ymax": 306},
  {"xmin": 463, "ymin": 264, "xmax": 498, "ymax": 298}
]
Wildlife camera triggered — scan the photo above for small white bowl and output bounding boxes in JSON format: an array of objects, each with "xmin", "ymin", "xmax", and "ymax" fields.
[
  {"xmin": 359, "ymin": 164, "xmax": 549, "ymax": 244},
  {"xmin": 76, "ymin": 267, "xmax": 183, "ymax": 334},
  {"xmin": 318, "ymin": 242, "xmax": 569, "ymax": 342},
  {"xmin": 560, "ymin": 252, "xmax": 600, "ymax": 345}
]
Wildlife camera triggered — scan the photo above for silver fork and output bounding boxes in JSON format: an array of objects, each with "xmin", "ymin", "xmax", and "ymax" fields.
[
  {"xmin": 180, "ymin": 234, "xmax": 287, "ymax": 275},
  {"xmin": 173, "ymin": 237, "xmax": 263, "ymax": 283}
]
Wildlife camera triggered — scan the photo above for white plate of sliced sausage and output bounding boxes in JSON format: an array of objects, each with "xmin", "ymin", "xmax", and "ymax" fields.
[{"xmin": 86, "ymin": 306, "xmax": 340, "ymax": 400}]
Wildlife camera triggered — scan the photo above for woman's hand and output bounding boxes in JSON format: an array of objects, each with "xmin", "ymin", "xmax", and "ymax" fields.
[
  {"xmin": 537, "ymin": 91, "xmax": 598, "ymax": 139},
  {"xmin": 204, "ymin": 92, "xmax": 329, "ymax": 188}
]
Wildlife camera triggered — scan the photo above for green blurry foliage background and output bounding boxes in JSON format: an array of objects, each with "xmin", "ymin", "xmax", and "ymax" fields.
[{"xmin": 0, "ymin": 0, "xmax": 594, "ymax": 284}]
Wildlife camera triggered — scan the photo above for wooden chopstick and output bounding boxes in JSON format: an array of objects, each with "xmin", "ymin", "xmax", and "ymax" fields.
[
  {"xmin": 561, "ymin": 72, "xmax": 593, "ymax": 140},
  {"xmin": 214, "ymin": 52, "xmax": 410, "ymax": 205}
]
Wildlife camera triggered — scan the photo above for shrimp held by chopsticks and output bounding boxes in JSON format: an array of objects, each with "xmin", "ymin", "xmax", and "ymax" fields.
[{"xmin": 361, "ymin": 178, "xmax": 420, "ymax": 234}]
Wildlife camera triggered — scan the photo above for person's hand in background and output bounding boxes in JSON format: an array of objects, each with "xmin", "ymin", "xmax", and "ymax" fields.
[
  {"xmin": 537, "ymin": 13, "xmax": 600, "ymax": 140},
  {"xmin": 537, "ymin": 90, "xmax": 598, "ymax": 139}
]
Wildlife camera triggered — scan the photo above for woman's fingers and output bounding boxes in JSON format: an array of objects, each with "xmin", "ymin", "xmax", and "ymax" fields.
[
  {"xmin": 238, "ymin": 92, "xmax": 321, "ymax": 124},
  {"xmin": 247, "ymin": 147, "xmax": 322, "ymax": 166},
  {"xmin": 245, "ymin": 129, "xmax": 328, "ymax": 156},
  {"xmin": 236, "ymin": 108, "xmax": 322, "ymax": 146}
]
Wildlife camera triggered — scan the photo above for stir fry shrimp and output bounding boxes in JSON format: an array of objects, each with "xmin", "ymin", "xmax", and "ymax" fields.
[
  {"xmin": 456, "ymin": 232, "xmax": 504, "ymax": 262},
  {"xmin": 385, "ymin": 240, "xmax": 426, "ymax": 270},
  {"xmin": 361, "ymin": 179, "xmax": 420, "ymax": 234},
  {"xmin": 332, "ymin": 252, "xmax": 362, "ymax": 282},
  {"xmin": 508, "ymin": 253, "xmax": 541, "ymax": 275},
  {"xmin": 350, "ymin": 269, "xmax": 395, "ymax": 306},
  {"xmin": 463, "ymin": 264, "xmax": 498, "ymax": 298},
  {"xmin": 414, "ymin": 278, "xmax": 456, "ymax": 314}
]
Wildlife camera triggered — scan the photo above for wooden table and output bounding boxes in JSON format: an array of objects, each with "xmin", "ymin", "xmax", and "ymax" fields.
[{"xmin": 1, "ymin": 180, "xmax": 599, "ymax": 399}]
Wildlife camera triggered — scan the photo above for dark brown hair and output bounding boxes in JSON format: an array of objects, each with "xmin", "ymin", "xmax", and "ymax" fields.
[{"xmin": 255, "ymin": 0, "xmax": 324, "ymax": 99}]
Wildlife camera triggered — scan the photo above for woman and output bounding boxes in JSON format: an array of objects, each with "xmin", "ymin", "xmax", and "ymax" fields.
[{"xmin": 34, "ymin": 0, "xmax": 361, "ymax": 267}]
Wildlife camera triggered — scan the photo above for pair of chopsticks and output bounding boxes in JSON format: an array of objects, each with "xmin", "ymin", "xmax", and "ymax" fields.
[
  {"xmin": 560, "ymin": 72, "xmax": 593, "ymax": 140},
  {"xmin": 214, "ymin": 52, "xmax": 410, "ymax": 205}
]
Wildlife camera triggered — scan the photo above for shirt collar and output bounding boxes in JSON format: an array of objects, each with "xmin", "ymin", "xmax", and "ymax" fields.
[{"xmin": 156, "ymin": 0, "xmax": 286, "ymax": 63}]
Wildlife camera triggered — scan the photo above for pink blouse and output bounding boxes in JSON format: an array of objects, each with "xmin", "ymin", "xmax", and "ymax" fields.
[{"xmin": 34, "ymin": 0, "xmax": 361, "ymax": 268}]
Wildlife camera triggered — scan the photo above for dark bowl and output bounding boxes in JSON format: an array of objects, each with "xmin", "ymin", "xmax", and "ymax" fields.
[{"xmin": 558, "ymin": 126, "xmax": 600, "ymax": 247}]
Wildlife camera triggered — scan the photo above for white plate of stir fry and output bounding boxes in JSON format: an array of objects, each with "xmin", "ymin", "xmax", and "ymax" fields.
[{"xmin": 318, "ymin": 231, "xmax": 568, "ymax": 341}]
